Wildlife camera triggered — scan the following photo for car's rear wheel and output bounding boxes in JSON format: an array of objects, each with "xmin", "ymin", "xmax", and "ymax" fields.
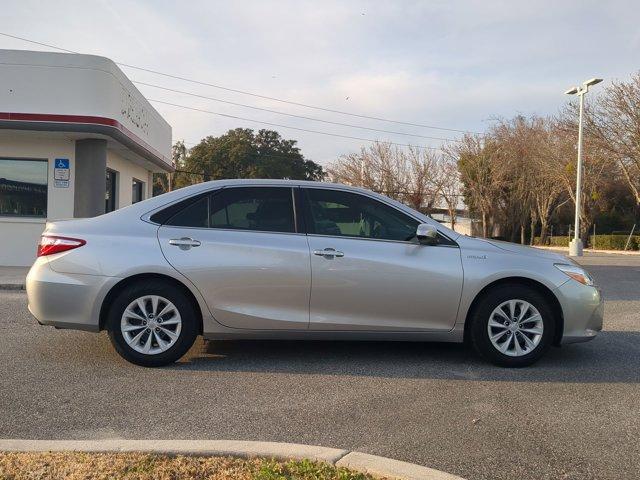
[
  {"xmin": 107, "ymin": 280, "xmax": 198, "ymax": 367},
  {"xmin": 469, "ymin": 284, "xmax": 556, "ymax": 367}
]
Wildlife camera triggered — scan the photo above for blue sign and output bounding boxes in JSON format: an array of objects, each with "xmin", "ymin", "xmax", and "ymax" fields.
[
  {"xmin": 55, "ymin": 158, "xmax": 69, "ymax": 169},
  {"xmin": 54, "ymin": 158, "xmax": 70, "ymax": 187}
]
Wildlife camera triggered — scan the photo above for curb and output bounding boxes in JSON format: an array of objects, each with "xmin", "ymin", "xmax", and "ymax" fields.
[
  {"xmin": 0, "ymin": 284, "xmax": 25, "ymax": 291},
  {"xmin": 0, "ymin": 439, "xmax": 465, "ymax": 480},
  {"xmin": 534, "ymin": 246, "xmax": 640, "ymax": 255}
]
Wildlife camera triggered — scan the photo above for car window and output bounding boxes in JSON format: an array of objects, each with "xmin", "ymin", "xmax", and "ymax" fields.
[
  {"xmin": 304, "ymin": 188, "xmax": 418, "ymax": 242},
  {"xmin": 164, "ymin": 196, "xmax": 209, "ymax": 228},
  {"xmin": 210, "ymin": 187, "xmax": 295, "ymax": 233}
]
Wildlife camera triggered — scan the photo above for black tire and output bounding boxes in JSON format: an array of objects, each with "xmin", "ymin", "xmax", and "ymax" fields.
[
  {"xmin": 469, "ymin": 284, "xmax": 556, "ymax": 367},
  {"xmin": 106, "ymin": 280, "xmax": 198, "ymax": 367}
]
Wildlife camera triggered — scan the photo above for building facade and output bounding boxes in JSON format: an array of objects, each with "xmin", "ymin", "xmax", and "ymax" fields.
[{"xmin": 0, "ymin": 49, "xmax": 173, "ymax": 266}]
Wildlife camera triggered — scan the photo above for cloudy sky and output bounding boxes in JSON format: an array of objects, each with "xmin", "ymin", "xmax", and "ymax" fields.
[{"xmin": 2, "ymin": 0, "xmax": 639, "ymax": 165}]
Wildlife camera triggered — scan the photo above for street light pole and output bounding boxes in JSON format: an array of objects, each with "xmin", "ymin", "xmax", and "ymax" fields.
[
  {"xmin": 572, "ymin": 89, "xmax": 585, "ymax": 256},
  {"xmin": 564, "ymin": 78, "xmax": 603, "ymax": 257}
]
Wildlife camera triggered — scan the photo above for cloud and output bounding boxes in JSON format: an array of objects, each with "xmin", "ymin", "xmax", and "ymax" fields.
[{"xmin": 2, "ymin": 0, "xmax": 639, "ymax": 164}]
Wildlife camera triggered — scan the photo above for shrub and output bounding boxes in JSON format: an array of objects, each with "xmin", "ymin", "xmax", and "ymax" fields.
[
  {"xmin": 590, "ymin": 234, "xmax": 639, "ymax": 251},
  {"xmin": 534, "ymin": 236, "xmax": 571, "ymax": 247},
  {"xmin": 534, "ymin": 235, "xmax": 639, "ymax": 250}
]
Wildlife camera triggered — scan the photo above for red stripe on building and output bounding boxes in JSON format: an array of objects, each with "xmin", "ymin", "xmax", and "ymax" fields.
[{"xmin": 0, "ymin": 112, "xmax": 171, "ymax": 167}]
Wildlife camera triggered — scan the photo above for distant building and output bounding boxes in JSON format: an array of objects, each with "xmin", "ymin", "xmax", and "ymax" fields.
[
  {"xmin": 430, "ymin": 212, "xmax": 473, "ymax": 236},
  {"xmin": 0, "ymin": 49, "xmax": 173, "ymax": 266}
]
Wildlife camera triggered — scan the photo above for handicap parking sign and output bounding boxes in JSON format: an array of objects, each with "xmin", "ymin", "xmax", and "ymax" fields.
[
  {"xmin": 54, "ymin": 158, "xmax": 70, "ymax": 187},
  {"xmin": 55, "ymin": 158, "xmax": 69, "ymax": 169}
]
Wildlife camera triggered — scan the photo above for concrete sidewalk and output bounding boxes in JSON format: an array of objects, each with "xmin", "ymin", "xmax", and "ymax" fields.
[{"xmin": 0, "ymin": 266, "xmax": 28, "ymax": 290}]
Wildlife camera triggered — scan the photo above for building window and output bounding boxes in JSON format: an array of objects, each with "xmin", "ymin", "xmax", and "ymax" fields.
[
  {"xmin": 105, "ymin": 169, "xmax": 118, "ymax": 213},
  {"xmin": 132, "ymin": 178, "xmax": 144, "ymax": 204},
  {"xmin": 0, "ymin": 158, "xmax": 48, "ymax": 217}
]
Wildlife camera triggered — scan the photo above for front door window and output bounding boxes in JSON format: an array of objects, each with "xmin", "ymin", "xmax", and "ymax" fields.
[{"xmin": 304, "ymin": 188, "xmax": 418, "ymax": 242}]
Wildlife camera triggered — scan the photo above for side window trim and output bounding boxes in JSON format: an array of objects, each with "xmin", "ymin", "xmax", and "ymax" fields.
[{"xmin": 295, "ymin": 186, "xmax": 308, "ymax": 235}]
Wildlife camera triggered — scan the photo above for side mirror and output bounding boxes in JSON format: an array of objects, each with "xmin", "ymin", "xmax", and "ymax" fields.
[{"xmin": 416, "ymin": 223, "xmax": 438, "ymax": 245}]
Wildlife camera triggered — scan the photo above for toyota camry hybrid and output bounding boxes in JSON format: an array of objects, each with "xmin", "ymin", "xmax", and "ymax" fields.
[{"xmin": 26, "ymin": 179, "xmax": 603, "ymax": 367}]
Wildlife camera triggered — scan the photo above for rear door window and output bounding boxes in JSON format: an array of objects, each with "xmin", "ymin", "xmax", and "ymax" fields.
[
  {"xmin": 210, "ymin": 187, "xmax": 295, "ymax": 233},
  {"xmin": 164, "ymin": 196, "xmax": 209, "ymax": 228}
]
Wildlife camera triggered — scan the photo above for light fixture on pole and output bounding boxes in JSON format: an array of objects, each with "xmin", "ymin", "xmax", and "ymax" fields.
[{"xmin": 564, "ymin": 77, "xmax": 603, "ymax": 257}]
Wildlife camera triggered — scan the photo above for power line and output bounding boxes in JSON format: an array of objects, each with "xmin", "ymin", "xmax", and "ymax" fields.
[
  {"xmin": 0, "ymin": 31, "xmax": 481, "ymax": 135},
  {"xmin": 150, "ymin": 99, "xmax": 442, "ymax": 151},
  {"xmin": 135, "ymin": 81, "xmax": 462, "ymax": 142},
  {"xmin": 0, "ymin": 31, "xmax": 78, "ymax": 54}
]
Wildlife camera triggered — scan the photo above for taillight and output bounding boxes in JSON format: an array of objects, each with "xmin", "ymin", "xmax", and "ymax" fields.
[{"xmin": 37, "ymin": 236, "xmax": 86, "ymax": 257}]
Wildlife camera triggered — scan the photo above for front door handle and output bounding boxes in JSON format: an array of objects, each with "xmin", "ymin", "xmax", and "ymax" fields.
[
  {"xmin": 169, "ymin": 237, "xmax": 201, "ymax": 250},
  {"xmin": 313, "ymin": 248, "xmax": 344, "ymax": 258}
]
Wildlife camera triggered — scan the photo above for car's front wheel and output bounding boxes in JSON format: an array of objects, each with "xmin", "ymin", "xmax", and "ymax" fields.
[
  {"xmin": 106, "ymin": 280, "xmax": 198, "ymax": 367},
  {"xmin": 469, "ymin": 284, "xmax": 556, "ymax": 367}
]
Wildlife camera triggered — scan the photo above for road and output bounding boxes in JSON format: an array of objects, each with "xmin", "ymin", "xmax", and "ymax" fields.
[{"xmin": 1, "ymin": 253, "xmax": 638, "ymax": 480}]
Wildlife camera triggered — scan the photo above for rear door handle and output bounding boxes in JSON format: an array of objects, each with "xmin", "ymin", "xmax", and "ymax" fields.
[
  {"xmin": 313, "ymin": 248, "xmax": 344, "ymax": 258},
  {"xmin": 169, "ymin": 237, "xmax": 201, "ymax": 250}
]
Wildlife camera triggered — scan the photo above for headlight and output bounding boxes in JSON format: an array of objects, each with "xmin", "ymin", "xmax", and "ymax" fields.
[{"xmin": 554, "ymin": 263, "xmax": 595, "ymax": 286}]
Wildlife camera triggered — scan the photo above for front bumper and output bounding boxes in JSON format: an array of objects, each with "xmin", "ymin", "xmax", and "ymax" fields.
[
  {"xmin": 26, "ymin": 258, "xmax": 118, "ymax": 332},
  {"xmin": 554, "ymin": 279, "xmax": 604, "ymax": 344}
]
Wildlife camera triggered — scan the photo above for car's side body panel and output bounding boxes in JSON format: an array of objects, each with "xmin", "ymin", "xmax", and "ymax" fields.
[
  {"xmin": 306, "ymin": 235, "xmax": 463, "ymax": 331},
  {"xmin": 27, "ymin": 257, "xmax": 117, "ymax": 332},
  {"xmin": 454, "ymin": 236, "xmax": 572, "ymax": 326},
  {"xmin": 27, "ymin": 217, "xmax": 216, "ymax": 334},
  {"xmin": 158, "ymin": 226, "xmax": 312, "ymax": 330},
  {"xmin": 453, "ymin": 235, "xmax": 604, "ymax": 343}
]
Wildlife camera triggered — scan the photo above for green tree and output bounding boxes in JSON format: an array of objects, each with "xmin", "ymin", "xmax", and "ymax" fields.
[
  {"xmin": 175, "ymin": 128, "xmax": 323, "ymax": 188},
  {"xmin": 153, "ymin": 140, "xmax": 188, "ymax": 196}
]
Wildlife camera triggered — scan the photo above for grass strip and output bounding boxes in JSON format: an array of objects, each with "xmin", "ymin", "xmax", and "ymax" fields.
[{"xmin": 0, "ymin": 452, "xmax": 377, "ymax": 480}]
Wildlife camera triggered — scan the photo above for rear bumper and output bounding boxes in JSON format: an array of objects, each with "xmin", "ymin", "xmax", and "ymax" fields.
[
  {"xmin": 555, "ymin": 280, "xmax": 604, "ymax": 344},
  {"xmin": 26, "ymin": 258, "xmax": 118, "ymax": 332}
]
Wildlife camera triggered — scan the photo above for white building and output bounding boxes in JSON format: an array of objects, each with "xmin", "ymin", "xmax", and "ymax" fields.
[{"xmin": 0, "ymin": 49, "xmax": 173, "ymax": 266}]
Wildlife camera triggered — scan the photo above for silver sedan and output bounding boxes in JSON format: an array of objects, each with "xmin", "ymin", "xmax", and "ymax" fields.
[{"xmin": 27, "ymin": 179, "xmax": 603, "ymax": 367}]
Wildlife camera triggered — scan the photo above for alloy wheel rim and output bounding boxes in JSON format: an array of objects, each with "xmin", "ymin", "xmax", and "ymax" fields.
[
  {"xmin": 120, "ymin": 295, "xmax": 182, "ymax": 355},
  {"xmin": 487, "ymin": 299, "xmax": 544, "ymax": 357}
]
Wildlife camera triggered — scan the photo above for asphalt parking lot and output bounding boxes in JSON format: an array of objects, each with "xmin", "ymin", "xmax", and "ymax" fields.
[{"xmin": 0, "ymin": 253, "xmax": 638, "ymax": 480}]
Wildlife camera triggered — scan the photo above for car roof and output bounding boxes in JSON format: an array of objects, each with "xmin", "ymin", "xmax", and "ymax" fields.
[
  {"xmin": 151, "ymin": 178, "xmax": 392, "ymax": 200},
  {"xmin": 188, "ymin": 178, "xmax": 364, "ymax": 189}
]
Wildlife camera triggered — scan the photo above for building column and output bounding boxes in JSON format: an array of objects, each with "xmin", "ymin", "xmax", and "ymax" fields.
[{"xmin": 74, "ymin": 139, "xmax": 107, "ymax": 217}]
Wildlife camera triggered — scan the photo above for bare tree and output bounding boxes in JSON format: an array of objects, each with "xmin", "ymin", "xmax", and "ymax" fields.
[
  {"xmin": 532, "ymin": 124, "xmax": 569, "ymax": 244},
  {"xmin": 451, "ymin": 135, "xmax": 500, "ymax": 237},
  {"xmin": 328, "ymin": 142, "xmax": 406, "ymax": 199},
  {"xmin": 327, "ymin": 142, "xmax": 439, "ymax": 213},
  {"xmin": 404, "ymin": 146, "xmax": 439, "ymax": 212},
  {"xmin": 435, "ymin": 154, "xmax": 461, "ymax": 230},
  {"xmin": 490, "ymin": 116, "xmax": 537, "ymax": 243},
  {"xmin": 586, "ymin": 72, "xmax": 640, "ymax": 208},
  {"xmin": 554, "ymin": 114, "xmax": 615, "ymax": 244},
  {"xmin": 328, "ymin": 89, "xmax": 633, "ymax": 246}
]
